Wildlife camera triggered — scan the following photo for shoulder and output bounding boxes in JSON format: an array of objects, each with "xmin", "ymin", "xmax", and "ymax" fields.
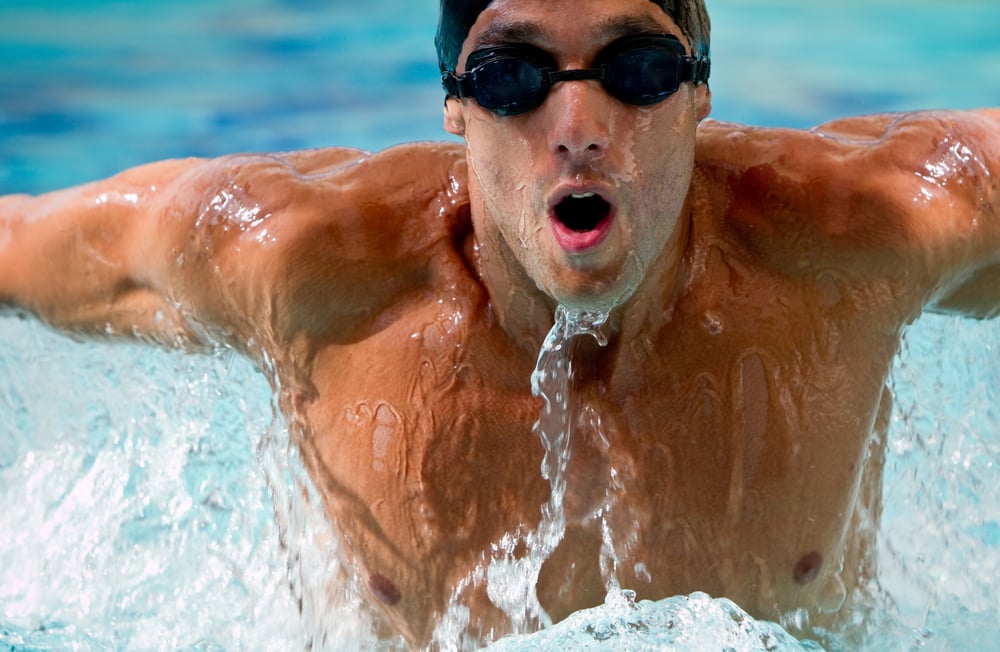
[
  {"xmin": 166, "ymin": 141, "xmax": 471, "ymax": 260},
  {"xmin": 261, "ymin": 141, "xmax": 472, "ymax": 281},
  {"xmin": 695, "ymin": 110, "xmax": 1000, "ymax": 171},
  {"xmin": 181, "ymin": 141, "xmax": 469, "ymax": 235},
  {"xmin": 692, "ymin": 111, "xmax": 998, "ymax": 269}
]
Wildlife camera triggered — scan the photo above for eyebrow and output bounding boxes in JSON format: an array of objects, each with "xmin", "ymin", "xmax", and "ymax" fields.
[
  {"xmin": 593, "ymin": 15, "xmax": 673, "ymax": 41},
  {"xmin": 470, "ymin": 20, "xmax": 545, "ymax": 49},
  {"xmin": 470, "ymin": 14, "xmax": 670, "ymax": 51}
]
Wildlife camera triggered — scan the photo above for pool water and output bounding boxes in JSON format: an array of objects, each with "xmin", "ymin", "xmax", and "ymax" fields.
[{"xmin": 1, "ymin": 1, "xmax": 999, "ymax": 650}]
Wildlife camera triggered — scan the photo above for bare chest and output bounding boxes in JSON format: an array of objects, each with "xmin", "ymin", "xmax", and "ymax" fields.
[{"xmin": 293, "ymin": 284, "xmax": 900, "ymax": 623}]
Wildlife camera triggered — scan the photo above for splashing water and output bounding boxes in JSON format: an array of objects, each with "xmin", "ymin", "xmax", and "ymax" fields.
[
  {"xmin": 0, "ymin": 318, "xmax": 302, "ymax": 651},
  {"xmin": 2, "ymin": 311, "xmax": 998, "ymax": 651},
  {"xmin": 529, "ymin": 305, "xmax": 609, "ymax": 573},
  {"xmin": 486, "ymin": 589, "xmax": 821, "ymax": 652}
]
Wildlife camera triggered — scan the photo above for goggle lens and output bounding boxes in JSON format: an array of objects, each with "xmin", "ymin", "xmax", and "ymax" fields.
[
  {"xmin": 470, "ymin": 56, "xmax": 548, "ymax": 115},
  {"xmin": 604, "ymin": 42, "xmax": 683, "ymax": 105}
]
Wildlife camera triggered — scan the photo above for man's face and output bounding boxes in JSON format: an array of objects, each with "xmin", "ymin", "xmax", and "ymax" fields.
[{"xmin": 445, "ymin": 0, "xmax": 711, "ymax": 315}]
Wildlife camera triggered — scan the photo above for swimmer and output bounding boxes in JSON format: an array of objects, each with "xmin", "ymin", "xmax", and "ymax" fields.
[{"xmin": 1, "ymin": 0, "xmax": 999, "ymax": 646}]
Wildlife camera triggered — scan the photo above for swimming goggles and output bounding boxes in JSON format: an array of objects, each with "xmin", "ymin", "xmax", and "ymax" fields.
[{"xmin": 441, "ymin": 34, "xmax": 710, "ymax": 116}]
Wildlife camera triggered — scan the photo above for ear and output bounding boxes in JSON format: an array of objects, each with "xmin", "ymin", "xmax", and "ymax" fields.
[
  {"xmin": 443, "ymin": 97, "xmax": 467, "ymax": 137},
  {"xmin": 694, "ymin": 84, "xmax": 712, "ymax": 122}
]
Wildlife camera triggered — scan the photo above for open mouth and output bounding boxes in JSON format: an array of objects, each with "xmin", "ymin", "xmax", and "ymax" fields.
[
  {"xmin": 549, "ymin": 191, "xmax": 615, "ymax": 253},
  {"xmin": 553, "ymin": 192, "xmax": 612, "ymax": 232}
]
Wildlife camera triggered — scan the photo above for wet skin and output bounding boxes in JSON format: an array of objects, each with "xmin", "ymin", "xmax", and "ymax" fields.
[{"xmin": 2, "ymin": 2, "xmax": 1000, "ymax": 647}]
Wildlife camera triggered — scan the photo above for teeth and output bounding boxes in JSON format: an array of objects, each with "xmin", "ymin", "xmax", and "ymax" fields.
[{"xmin": 570, "ymin": 192, "xmax": 596, "ymax": 199}]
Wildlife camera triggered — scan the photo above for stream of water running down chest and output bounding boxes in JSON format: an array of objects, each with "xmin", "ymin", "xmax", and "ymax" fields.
[
  {"xmin": 527, "ymin": 305, "xmax": 612, "ymax": 588},
  {"xmin": 429, "ymin": 306, "xmax": 613, "ymax": 646}
]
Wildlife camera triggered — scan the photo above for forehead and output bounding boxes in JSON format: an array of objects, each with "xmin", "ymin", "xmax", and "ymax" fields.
[{"xmin": 463, "ymin": 0, "xmax": 686, "ymax": 55}]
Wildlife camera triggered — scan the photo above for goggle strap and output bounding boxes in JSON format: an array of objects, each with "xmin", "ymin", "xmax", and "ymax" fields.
[
  {"xmin": 684, "ymin": 57, "xmax": 711, "ymax": 85},
  {"xmin": 441, "ymin": 71, "xmax": 467, "ymax": 97}
]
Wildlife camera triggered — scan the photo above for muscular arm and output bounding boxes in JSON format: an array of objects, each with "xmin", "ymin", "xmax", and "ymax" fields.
[
  {"xmin": 699, "ymin": 109, "xmax": 1000, "ymax": 321},
  {"xmin": 0, "ymin": 143, "xmax": 468, "ymax": 356}
]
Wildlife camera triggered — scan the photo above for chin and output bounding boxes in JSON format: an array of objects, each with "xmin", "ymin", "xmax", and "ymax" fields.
[
  {"xmin": 546, "ymin": 275, "xmax": 639, "ymax": 317},
  {"xmin": 526, "ymin": 240, "xmax": 649, "ymax": 317}
]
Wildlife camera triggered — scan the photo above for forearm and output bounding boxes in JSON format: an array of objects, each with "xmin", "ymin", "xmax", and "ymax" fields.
[{"xmin": 0, "ymin": 161, "xmax": 206, "ymax": 346}]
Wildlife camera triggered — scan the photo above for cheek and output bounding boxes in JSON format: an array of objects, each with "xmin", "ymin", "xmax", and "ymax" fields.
[
  {"xmin": 467, "ymin": 122, "xmax": 524, "ymax": 196},
  {"xmin": 465, "ymin": 123, "xmax": 545, "ymax": 263},
  {"xmin": 612, "ymin": 93, "xmax": 699, "ymax": 188},
  {"xmin": 625, "ymin": 118, "xmax": 697, "ymax": 258},
  {"xmin": 650, "ymin": 102, "xmax": 698, "ymax": 190},
  {"xmin": 466, "ymin": 119, "xmax": 548, "ymax": 227}
]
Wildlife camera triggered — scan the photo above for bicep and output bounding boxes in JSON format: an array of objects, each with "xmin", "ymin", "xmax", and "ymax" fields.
[
  {"xmin": 741, "ymin": 110, "xmax": 1000, "ymax": 319},
  {"xmin": 2, "ymin": 143, "xmax": 457, "ymax": 357}
]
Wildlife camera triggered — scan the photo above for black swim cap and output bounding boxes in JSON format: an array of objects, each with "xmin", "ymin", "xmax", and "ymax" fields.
[{"xmin": 435, "ymin": 0, "xmax": 710, "ymax": 73}]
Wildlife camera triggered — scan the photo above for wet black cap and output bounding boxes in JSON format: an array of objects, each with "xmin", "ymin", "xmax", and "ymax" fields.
[{"xmin": 435, "ymin": 0, "xmax": 710, "ymax": 73}]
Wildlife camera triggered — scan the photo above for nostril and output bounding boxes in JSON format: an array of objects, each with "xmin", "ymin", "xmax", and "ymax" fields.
[{"xmin": 556, "ymin": 142, "xmax": 603, "ymax": 156}]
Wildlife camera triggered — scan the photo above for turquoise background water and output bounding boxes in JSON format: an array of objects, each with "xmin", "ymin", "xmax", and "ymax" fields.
[
  {"xmin": 3, "ymin": 0, "xmax": 997, "ymax": 194},
  {"xmin": 1, "ymin": 1, "xmax": 999, "ymax": 650}
]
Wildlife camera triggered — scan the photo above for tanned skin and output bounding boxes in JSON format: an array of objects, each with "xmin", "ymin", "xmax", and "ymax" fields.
[{"xmin": 1, "ymin": 0, "xmax": 999, "ymax": 646}]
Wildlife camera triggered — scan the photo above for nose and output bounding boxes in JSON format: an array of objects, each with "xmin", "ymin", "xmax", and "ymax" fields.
[{"xmin": 544, "ymin": 79, "xmax": 611, "ymax": 161}]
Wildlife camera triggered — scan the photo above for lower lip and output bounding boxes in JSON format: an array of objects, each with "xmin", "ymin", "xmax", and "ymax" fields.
[{"xmin": 549, "ymin": 212, "xmax": 614, "ymax": 254}]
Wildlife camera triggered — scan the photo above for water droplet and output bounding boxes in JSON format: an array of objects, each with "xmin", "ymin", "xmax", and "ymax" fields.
[{"xmin": 702, "ymin": 311, "xmax": 723, "ymax": 335}]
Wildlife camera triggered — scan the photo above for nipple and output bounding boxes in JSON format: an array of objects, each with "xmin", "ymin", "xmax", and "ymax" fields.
[
  {"xmin": 792, "ymin": 551, "xmax": 823, "ymax": 586},
  {"xmin": 369, "ymin": 572, "xmax": 402, "ymax": 606}
]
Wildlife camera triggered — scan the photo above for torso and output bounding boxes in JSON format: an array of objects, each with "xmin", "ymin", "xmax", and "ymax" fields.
[{"xmin": 228, "ymin": 119, "xmax": 944, "ymax": 643}]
